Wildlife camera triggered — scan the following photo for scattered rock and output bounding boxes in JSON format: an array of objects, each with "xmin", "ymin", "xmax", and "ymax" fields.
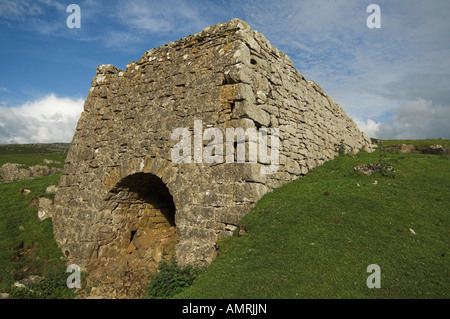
[
  {"xmin": 20, "ymin": 188, "xmax": 31, "ymax": 195},
  {"xmin": 225, "ymin": 223, "xmax": 238, "ymax": 232},
  {"xmin": 29, "ymin": 165, "xmax": 60, "ymax": 179},
  {"xmin": 38, "ymin": 197, "xmax": 54, "ymax": 221},
  {"xmin": 370, "ymin": 138, "xmax": 382, "ymax": 144},
  {"xmin": 18, "ymin": 275, "xmax": 44, "ymax": 285},
  {"xmin": 354, "ymin": 163, "xmax": 394, "ymax": 176},
  {"xmin": 12, "ymin": 275, "xmax": 45, "ymax": 294},
  {"xmin": 422, "ymin": 144, "xmax": 449, "ymax": 155},
  {"xmin": 238, "ymin": 224, "xmax": 247, "ymax": 236},
  {"xmin": 0, "ymin": 163, "xmax": 25, "ymax": 181},
  {"xmin": 387, "ymin": 143, "xmax": 449, "ymax": 155},
  {"xmin": 393, "ymin": 144, "xmax": 419, "ymax": 153},
  {"xmin": 43, "ymin": 159, "xmax": 61, "ymax": 164},
  {"xmin": 0, "ymin": 292, "xmax": 10, "ymax": 299},
  {"xmin": 13, "ymin": 282, "xmax": 26, "ymax": 289},
  {"xmin": 45, "ymin": 185, "xmax": 58, "ymax": 193},
  {"xmin": 0, "ymin": 162, "xmax": 62, "ymax": 182}
]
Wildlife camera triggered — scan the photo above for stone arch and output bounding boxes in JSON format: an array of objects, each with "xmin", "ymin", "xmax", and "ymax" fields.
[
  {"xmin": 108, "ymin": 171, "xmax": 177, "ymax": 259},
  {"xmin": 94, "ymin": 164, "xmax": 179, "ymax": 297},
  {"xmin": 104, "ymin": 157, "xmax": 179, "ymax": 202}
]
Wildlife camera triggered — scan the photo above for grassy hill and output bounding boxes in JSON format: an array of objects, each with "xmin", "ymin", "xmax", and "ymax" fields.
[
  {"xmin": 0, "ymin": 143, "xmax": 69, "ymax": 169},
  {"xmin": 0, "ymin": 144, "xmax": 75, "ymax": 298},
  {"xmin": 175, "ymin": 140, "xmax": 449, "ymax": 299},
  {"xmin": 0, "ymin": 140, "xmax": 448, "ymax": 299}
]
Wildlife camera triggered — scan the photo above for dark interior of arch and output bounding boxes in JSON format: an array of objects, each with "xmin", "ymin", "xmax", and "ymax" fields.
[
  {"xmin": 111, "ymin": 172, "xmax": 176, "ymax": 226},
  {"xmin": 100, "ymin": 172, "xmax": 178, "ymax": 297}
]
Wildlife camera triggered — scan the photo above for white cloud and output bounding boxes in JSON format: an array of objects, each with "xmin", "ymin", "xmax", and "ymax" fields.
[
  {"xmin": 0, "ymin": 94, "xmax": 84, "ymax": 144},
  {"xmin": 0, "ymin": 0, "xmax": 65, "ymax": 35},
  {"xmin": 354, "ymin": 118, "xmax": 381, "ymax": 138},
  {"xmin": 239, "ymin": 0, "xmax": 450, "ymax": 140},
  {"xmin": 37, "ymin": 0, "xmax": 67, "ymax": 12},
  {"xmin": 355, "ymin": 98, "xmax": 450, "ymax": 139},
  {"xmin": 114, "ymin": 0, "xmax": 207, "ymax": 34},
  {"xmin": 0, "ymin": 0, "xmax": 43, "ymax": 20},
  {"xmin": 1, "ymin": 1, "xmax": 449, "ymax": 142}
]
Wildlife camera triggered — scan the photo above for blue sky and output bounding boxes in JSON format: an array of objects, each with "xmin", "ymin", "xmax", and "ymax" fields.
[{"xmin": 0, "ymin": 0, "xmax": 449, "ymax": 143}]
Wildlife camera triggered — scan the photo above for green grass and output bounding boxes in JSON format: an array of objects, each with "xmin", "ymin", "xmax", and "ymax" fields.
[
  {"xmin": 145, "ymin": 257, "xmax": 206, "ymax": 299},
  {"xmin": 0, "ymin": 141, "xmax": 448, "ymax": 299},
  {"xmin": 380, "ymin": 138, "xmax": 450, "ymax": 151},
  {"xmin": 0, "ymin": 153, "xmax": 67, "ymax": 169},
  {"xmin": 0, "ymin": 143, "xmax": 70, "ymax": 154},
  {"xmin": 0, "ymin": 174, "xmax": 76, "ymax": 297},
  {"xmin": 176, "ymin": 147, "xmax": 449, "ymax": 299},
  {"xmin": 0, "ymin": 143, "xmax": 69, "ymax": 168},
  {"xmin": 0, "ymin": 143, "xmax": 75, "ymax": 298}
]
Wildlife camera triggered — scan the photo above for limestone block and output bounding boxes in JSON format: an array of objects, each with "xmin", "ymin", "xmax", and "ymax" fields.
[{"xmin": 38, "ymin": 197, "xmax": 54, "ymax": 222}]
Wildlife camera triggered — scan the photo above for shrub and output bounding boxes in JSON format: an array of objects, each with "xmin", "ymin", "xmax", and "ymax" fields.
[
  {"xmin": 377, "ymin": 144, "xmax": 396, "ymax": 178},
  {"xmin": 338, "ymin": 139, "xmax": 346, "ymax": 156},
  {"xmin": 145, "ymin": 258, "xmax": 205, "ymax": 299},
  {"xmin": 9, "ymin": 267, "xmax": 78, "ymax": 299}
]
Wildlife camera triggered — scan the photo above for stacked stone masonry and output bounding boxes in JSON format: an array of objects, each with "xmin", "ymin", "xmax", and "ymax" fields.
[{"xmin": 51, "ymin": 19, "xmax": 374, "ymax": 298}]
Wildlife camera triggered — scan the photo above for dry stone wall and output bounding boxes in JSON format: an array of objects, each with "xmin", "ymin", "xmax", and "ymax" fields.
[{"xmin": 51, "ymin": 18, "xmax": 374, "ymax": 298}]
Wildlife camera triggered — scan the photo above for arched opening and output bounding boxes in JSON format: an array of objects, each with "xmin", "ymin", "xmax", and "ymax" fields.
[{"xmin": 103, "ymin": 172, "xmax": 177, "ymax": 297}]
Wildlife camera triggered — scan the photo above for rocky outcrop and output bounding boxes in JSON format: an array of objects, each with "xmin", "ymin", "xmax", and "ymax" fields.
[
  {"xmin": 0, "ymin": 163, "xmax": 24, "ymax": 181},
  {"xmin": 354, "ymin": 163, "xmax": 395, "ymax": 176},
  {"xmin": 387, "ymin": 143, "xmax": 449, "ymax": 155},
  {"xmin": 0, "ymin": 162, "xmax": 62, "ymax": 182},
  {"xmin": 422, "ymin": 144, "xmax": 449, "ymax": 155},
  {"xmin": 51, "ymin": 18, "xmax": 374, "ymax": 298},
  {"xmin": 390, "ymin": 143, "xmax": 420, "ymax": 154}
]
